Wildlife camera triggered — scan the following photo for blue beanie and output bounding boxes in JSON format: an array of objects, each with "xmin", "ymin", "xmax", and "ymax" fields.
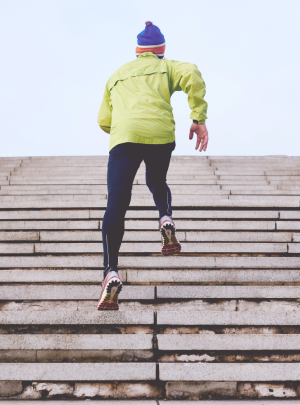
[{"xmin": 136, "ymin": 21, "xmax": 165, "ymax": 59}]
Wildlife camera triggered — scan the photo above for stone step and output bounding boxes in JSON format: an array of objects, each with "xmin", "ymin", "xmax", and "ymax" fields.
[
  {"xmin": 229, "ymin": 195, "xmax": 300, "ymax": 203},
  {"xmin": 157, "ymin": 334, "xmax": 300, "ymax": 350},
  {"xmin": 289, "ymin": 244, "xmax": 300, "ymax": 253},
  {"xmin": 0, "ymin": 310, "xmax": 154, "ymax": 325},
  {"xmin": 0, "ymin": 334, "xmax": 153, "ymax": 350},
  {"xmin": 124, "ymin": 220, "xmax": 276, "ymax": 230},
  {"xmin": 9, "ymin": 173, "xmax": 215, "ymax": 179},
  {"xmin": 157, "ymin": 286, "xmax": 300, "ymax": 299},
  {"xmin": 14, "ymin": 168, "xmax": 216, "ymax": 174},
  {"xmin": 127, "ymin": 269, "xmax": 300, "ymax": 283},
  {"xmin": 0, "ymin": 242, "xmax": 289, "ymax": 254},
  {"xmin": 2, "ymin": 310, "xmax": 297, "ymax": 325},
  {"xmin": 157, "ymin": 311, "xmax": 300, "ymax": 325},
  {"xmin": 0, "ymin": 209, "xmax": 282, "ymax": 220},
  {"xmin": 0, "ymin": 171, "xmax": 12, "ymax": 176},
  {"xmin": 0, "ymin": 269, "xmax": 126, "ymax": 283},
  {"xmin": 216, "ymin": 171, "xmax": 266, "ymax": 176},
  {"xmin": 0, "ymin": 285, "xmax": 154, "ymax": 300},
  {"xmin": 221, "ymin": 185, "xmax": 277, "ymax": 190},
  {"xmin": 215, "ymin": 164, "xmax": 300, "ymax": 168},
  {"xmin": 0, "ymin": 401, "xmax": 158, "ymax": 405},
  {"xmin": 269, "ymin": 181, "xmax": 300, "ymax": 186},
  {"xmin": 277, "ymin": 221, "xmax": 300, "ymax": 230},
  {"xmin": 0, "ymin": 363, "xmax": 156, "ymax": 381},
  {"xmin": 0, "ymin": 232, "xmax": 39, "ymax": 241},
  {"xmin": 0, "ymin": 256, "xmax": 299, "ymax": 268},
  {"xmin": 9, "ymin": 179, "xmax": 218, "ymax": 185},
  {"xmin": 159, "ymin": 363, "xmax": 300, "ymax": 381},
  {"xmin": 2, "ymin": 269, "xmax": 299, "ymax": 283},
  {"xmin": 36, "ymin": 231, "xmax": 292, "ymax": 243},
  {"xmin": 9, "ymin": 179, "xmax": 111, "ymax": 185},
  {"xmin": 0, "ymin": 220, "xmax": 100, "ymax": 230},
  {"xmin": 220, "ymin": 175, "xmax": 267, "ymax": 180},
  {"xmin": 281, "ymin": 211, "xmax": 300, "ymax": 219},
  {"xmin": 279, "ymin": 185, "xmax": 300, "ymax": 190},
  {"xmin": 231, "ymin": 190, "xmax": 300, "ymax": 195},
  {"xmin": 268, "ymin": 175, "xmax": 300, "ymax": 180},
  {"xmin": 3, "ymin": 285, "xmax": 300, "ymax": 300},
  {"xmin": 218, "ymin": 180, "xmax": 269, "ymax": 185},
  {"xmin": 1, "ymin": 198, "xmax": 298, "ymax": 208},
  {"xmin": 0, "ymin": 219, "xmax": 284, "ymax": 230},
  {"xmin": 0, "ymin": 188, "xmax": 228, "ymax": 196},
  {"xmin": 266, "ymin": 171, "xmax": 300, "ymax": 175},
  {"xmin": 1, "ymin": 184, "xmax": 223, "ymax": 192}
]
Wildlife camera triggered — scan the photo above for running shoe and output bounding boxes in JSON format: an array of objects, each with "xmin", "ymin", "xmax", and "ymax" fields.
[
  {"xmin": 97, "ymin": 270, "xmax": 122, "ymax": 311},
  {"xmin": 159, "ymin": 215, "xmax": 181, "ymax": 256}
]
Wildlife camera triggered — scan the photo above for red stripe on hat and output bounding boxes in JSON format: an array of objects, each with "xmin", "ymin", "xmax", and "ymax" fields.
[{"xmin": 136, "ymin": 45, "xmax": 166, "ymax": 54}]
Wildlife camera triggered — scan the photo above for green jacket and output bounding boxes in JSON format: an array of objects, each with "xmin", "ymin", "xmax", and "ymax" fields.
[{"xmin": 98, "ymin": 52, "xmax": 208, "ymax": 151}]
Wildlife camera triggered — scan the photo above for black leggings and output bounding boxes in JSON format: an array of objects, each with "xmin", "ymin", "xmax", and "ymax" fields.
[{"xmin": 102, "ymin": 141, "xmax": 175, "ymax": 272}]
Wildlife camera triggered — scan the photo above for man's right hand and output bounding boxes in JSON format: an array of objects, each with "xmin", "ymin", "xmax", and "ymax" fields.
[{"xmin": 189, "ymin": 122, "xmax": 209, "ymax": 152}]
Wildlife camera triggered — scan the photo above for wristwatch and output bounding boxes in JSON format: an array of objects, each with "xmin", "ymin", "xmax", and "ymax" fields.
[{"xmin": 193, "ymin": 120, "xmax": 199, "ymax": 124}]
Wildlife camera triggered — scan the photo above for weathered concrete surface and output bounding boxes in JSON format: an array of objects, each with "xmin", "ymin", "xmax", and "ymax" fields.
[
  {"xmin": 278, "ymin": 221, "xmax": 300, "ymax": 230},
  {"xmin": 0, "ymin": 285, "xmax": 154, "ymax": 300},
  {"xmin": 289, "ymin": 243, "xmax": 300, "ymax": 253},
  {"xmin": 0, "ymin": 310, "xmax": 154, "ymax": 325},
  {"xmin": 0, "ymin": 334, "xmax": 153, "ymax": 350},
  {"xmin": 237, "ymin": 383, "xmax": 299, "ymax": 398},
  {"xmin": 0, "ymin": 232, "xmax": 39, "ymax": 241},
  {"xmin": 157, "ymin": 311, "xmax": 300, "ymax": 325},
  {"xmin": 157, "ymin": 334, "xmax": 300, "ymax": 350},
  {"xmin": 124, "ymin": 220, "xmax": 276, "ymax": 230},
  {"xmin": 0, "ymin": 210, "xmax": 90, "ymax": 220},
  {"xmin": 0, "ymin": 382, "xmax": 23, "ymax": 397},
  {"xmin": 36, "ymin": 229, "xmax": 292, "ymax": 242},
  {"xmin": 0, "ymin": 199, "xmax": 298, "ymax": 208},
  {"xmin": 159, "ymin": 363, "xmax": 300, "ymax": 381},
  {"xmin": 3, "ymin": 241, "xmax": 286, "ymax": 254},
  {"xmin": 0, "ymin": 363, "xmax": 156, "ymax": 381},
  {"xmin": 280, "ymin": 211, "xmax": 300, "ymax": 219},
  {"xmin": 0, "ymin": 269, "xmax": 126, "ymax": 283},
  {"xmin": 0, "ymin": 243, "xmax": 34, "ymax": 254},
  {"xmin": 166, "ymin": 381, "xmax": 237, "ymax": 400},
  {"xmin": 186, "ymin": 231, "xmax": 292, "ymax": 242},
  {"xmin": 127, "ymin": 269, "xmax": 300, "ymax": 283},
  {"xmin": 0, "ymin": 402, "xmax": 154, "ymax": 405},
  {"xmin": 0, "ymin": 220, "xmax": 100, "ymax": 230},
  {"xmin": 294, "ymin": 233, "xmax": 300, "ymax": 242},
  {"xmin": 1, "ymin": 255, "xmax": 299, "ymax": 268},
  {"xmin": 157, "ymin": 286, "xmax": 300, "ymax": 299}
]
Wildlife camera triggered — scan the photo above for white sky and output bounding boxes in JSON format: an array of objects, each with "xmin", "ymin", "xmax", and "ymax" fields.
[{"xmin": 0, "ymin": 0, "xmax": 299, "ymax": 157}]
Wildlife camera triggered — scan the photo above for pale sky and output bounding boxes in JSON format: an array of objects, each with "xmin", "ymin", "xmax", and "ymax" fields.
[{"xmin": 0, "ymin": 0, "xmax": 299, "ymax": 157}]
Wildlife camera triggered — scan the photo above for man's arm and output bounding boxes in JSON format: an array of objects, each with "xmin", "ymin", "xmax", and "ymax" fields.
[
  {"xmin": 97, "ymin": 85, "xmax": 112, "ymax": 134},
  {"xmin": 169, "ymin": 60, "xmax": 208, "ymax": 151}
]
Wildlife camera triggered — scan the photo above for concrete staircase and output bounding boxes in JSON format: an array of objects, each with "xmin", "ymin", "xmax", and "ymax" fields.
[{"xmin": 0, "ymin": 155, "xmax": 300, "ymax": 401}]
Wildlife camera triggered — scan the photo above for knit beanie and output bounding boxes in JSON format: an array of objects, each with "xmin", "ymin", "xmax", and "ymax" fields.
[{"xmin": 136, "ymin": 21, "xmax": 165, "ymax": 59}]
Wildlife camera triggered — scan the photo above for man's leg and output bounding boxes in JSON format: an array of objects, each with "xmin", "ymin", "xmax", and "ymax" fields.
[
  {"xmin": 102, "ymin": 143, "xmax": 142, "ymax": 277},
  {"xmin": 144, "ymin": 141, "xmax": 181, "ymax": 256},
  {"xmin": 144, "ymin": 141, "xmax": 175, "ymax": 219}
]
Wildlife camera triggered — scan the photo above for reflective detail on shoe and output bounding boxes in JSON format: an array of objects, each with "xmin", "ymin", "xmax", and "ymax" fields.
[
  {"xmin": 97, "ymin": 270, "xmax": 122, "ymax": 311},
  {"xmin": 159, "ymin": 218, "xmax": 181, "ymax": 256}
]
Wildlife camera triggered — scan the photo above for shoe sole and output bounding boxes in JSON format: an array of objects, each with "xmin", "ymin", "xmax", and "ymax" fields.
[
  {"xmin": 160, "ymin": 221, "xmax": 181, "ymax": 256},
  {"xmin": 97, "ymin": 277, "xmax": 122, "ymax": 311}
]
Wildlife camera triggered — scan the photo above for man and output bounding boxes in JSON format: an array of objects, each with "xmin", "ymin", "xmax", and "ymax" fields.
[{"xmin": 97, "ymin": 22, "xmax": 208, "ymax": 311}]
